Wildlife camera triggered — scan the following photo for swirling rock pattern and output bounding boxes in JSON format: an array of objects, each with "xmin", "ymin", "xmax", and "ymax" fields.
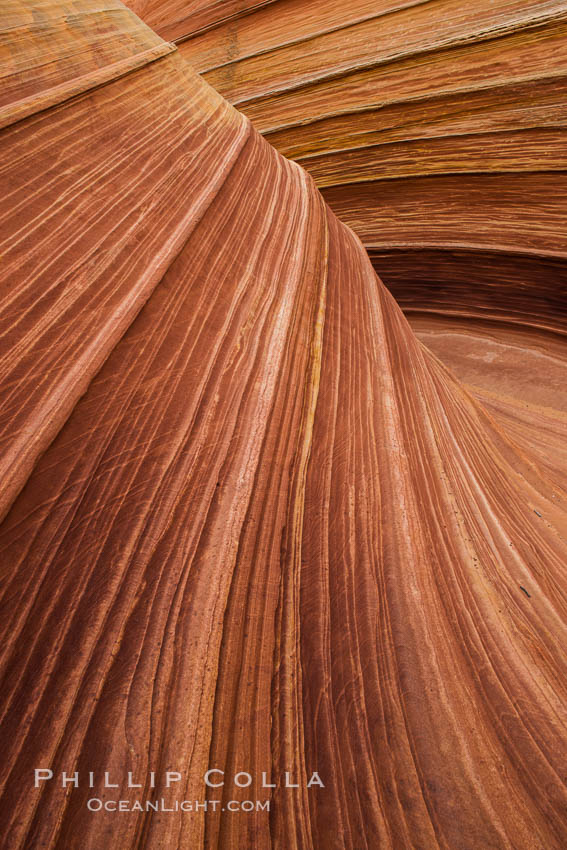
[
  {"xmin": 176, "ymin": 0, "xmax": 567, "ymax": 340},
  {"xmin": 0, "ymin": 2, "xmax": 566, "ymax": 849}
]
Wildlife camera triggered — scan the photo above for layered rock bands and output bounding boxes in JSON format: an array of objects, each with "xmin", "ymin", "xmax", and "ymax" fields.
[{"xmin": 0, "ymin": 1, "xmax": 566, "ymax": 849}]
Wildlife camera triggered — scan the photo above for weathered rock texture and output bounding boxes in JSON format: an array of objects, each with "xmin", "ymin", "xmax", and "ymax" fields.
[
  {"xmin": 173, "ymin": 0, "xmax": 567, "ymax": 335},
  {"xmin": 0, "ymin": 1, "xmax": 566, "ymax": 849}
]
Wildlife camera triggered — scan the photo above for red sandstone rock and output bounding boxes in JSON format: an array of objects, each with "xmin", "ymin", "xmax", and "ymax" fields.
[
  {"xmin": 173, "ymin": 0, "xmax": 567, "ymax": 344},
  {"xmin": 0, "ymin": 1, "xmax": 566, "ymax": 849}
]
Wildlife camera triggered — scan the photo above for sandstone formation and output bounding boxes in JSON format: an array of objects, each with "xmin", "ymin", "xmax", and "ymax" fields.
[
  {"xmin": 174, "ymin": 0, "xmax": 567, "ymax": 409},
  {"xmin": 175, "ymin": 0, "xmax": 567, "ymax": 317},
  {"xmin": 0, "ymin": 1, "xmax": 566, "ymax": 849}
]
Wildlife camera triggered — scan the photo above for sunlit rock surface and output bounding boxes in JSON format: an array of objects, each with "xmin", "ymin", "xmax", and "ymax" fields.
[{"xmin": 0, "ymin": 1, "xmax": 566, "ymax": 849}]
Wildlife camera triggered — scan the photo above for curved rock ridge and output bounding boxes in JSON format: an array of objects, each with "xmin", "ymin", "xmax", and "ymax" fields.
[
  {"xmin": 163, "ymin": 0, "xmax": 567, "ymax": 335},
  {"xmin": 0, "ymin": 0, "xmax": 167, "ymax": 110},
  {"xmin": 1, "ymin": 2, "xmax": 567, "ymax": 850},
  {"xmin": 0, "ymin": 28, "xmax": 247, "ymax": 520},
  {"xmin": 127, "ymin": 0, "xmax": 279, "ymax": 44}
]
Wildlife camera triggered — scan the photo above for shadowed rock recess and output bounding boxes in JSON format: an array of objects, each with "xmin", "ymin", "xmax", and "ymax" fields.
[{"xmin": 0, "ymin": 1, "xmax": 566, "ymax": 848}]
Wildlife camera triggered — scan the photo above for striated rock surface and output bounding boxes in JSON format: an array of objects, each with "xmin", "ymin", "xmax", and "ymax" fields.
[
  {"xmin": 173, "ymin": 0, "xmax": 567, "ymax": 339},
  {"xmin": 1, "ymin": 2, "xmax": 567, "ymax": 849},
  {"xmin": 167, "ymin": 0, "xmax": 567, "ymax": 531}
]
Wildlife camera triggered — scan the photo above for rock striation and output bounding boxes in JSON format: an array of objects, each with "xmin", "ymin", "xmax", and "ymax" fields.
[
  {"xmin": 0, "ymin": 1, "xmax": 566, "ymax": 849},
  {"xmin": 174, "ymin": 0, "xmax": 567, "ymax": 337}
]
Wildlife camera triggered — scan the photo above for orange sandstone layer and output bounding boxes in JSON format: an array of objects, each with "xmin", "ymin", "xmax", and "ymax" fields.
[
  {"xmin": 166, "ymin": 0, "xmax": 567, "ymax": 335},
  {"xmin": 160, "ymin": 0, "xmax": 567, "ymax": 503},
  {"xmin": 1, "ymin": 2, "xmax": 567, "ymax": 849}
]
